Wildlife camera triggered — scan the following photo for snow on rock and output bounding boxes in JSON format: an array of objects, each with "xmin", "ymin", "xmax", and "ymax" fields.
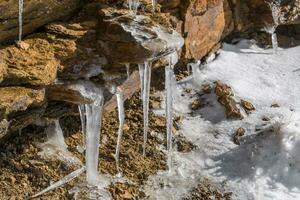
[{"xmin": 146, "ymin": 40, "xmax": 300, "ymax": 200}]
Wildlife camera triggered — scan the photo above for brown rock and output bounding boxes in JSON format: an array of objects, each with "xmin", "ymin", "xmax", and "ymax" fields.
[
  {"xmin": 215, "ymin": 81, "xmax": 242, "ymax": 119},
  {"xmin": 202, "ymin": 84, "xmax": 212, "ymax": 94},
  {"xmin": 241, "ymin": 99, "xmax": 255, "ymax": 112},
  {"xmin": 0, "ymin": 38, "xmax": 58, "ymax": 86},
  {"xmin": 233, "ymin": 127, "xmax": 245, "ymax": 145},
  {"xmin": 0, "ymin": 87, "xmax": 45, "ymax": 117},
  {"xmin": 0, "ymin": 0, "xmax": 83, "ymax": 43},
  {"xmin": 190, "ymin": 99, "xmax": 202, "ymax": 110},
  {"xmin": 46, "ymin": 81, "xmax": 99, "ymax": 105},
  {"xmin": 182, "ymin": 0, "xmax": 233, "ymax": 60}
]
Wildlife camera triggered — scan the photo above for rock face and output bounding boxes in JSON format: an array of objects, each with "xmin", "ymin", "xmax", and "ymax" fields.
[
  {"xmin": 0, "ymin": 87, "xmax": 45, "ymax": 118},
  {"xmin": 0, "ymin": 0, "xmax": 83, "ymax": 43},
  {"xmin": 182, "ymin": 0, "xmax": 233, "ymax": 60},
  {"xmin": 0, "ymin": 38, "xmax": 58, "ymax": 86},
  {"xmin": 98, "ymin": 10, "xmax": 184, "ymax": 64}
]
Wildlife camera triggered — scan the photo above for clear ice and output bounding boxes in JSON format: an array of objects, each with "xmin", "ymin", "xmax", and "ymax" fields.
[
  {"xmin": 139, "ymin": 62, "xmax": 152, "ymax": 156},
  {"xmin": 78, "ymin": 105, "xmax": 86, "ymax": 153},
  {"xmin": 165, "ymin": 53, "xmax": 179, "ymax": 170},
  {"xmin": 151, "ymin": 0, "xmax": 156, "ymax": 12},
  {"xmin": 18, "ymin": 0, "xmax": 23, "ymax": 42},
  {"xmin": 85, "ymin": 89, "xmax": 104, "ymax": 186},
  {"xmin": 32, "ymin": 167, "xmax": 86, "ymax": 198},
  {"xmin": 125, "ymin": 63, "xmax": 130, "ymax": 79},
  {"xmin": 128, "ymin": 0, "xmax": 139, "ymax": 15},
  {"xmin": 114, "ymin": 87, "xmax": 125, "ymax": 174}
]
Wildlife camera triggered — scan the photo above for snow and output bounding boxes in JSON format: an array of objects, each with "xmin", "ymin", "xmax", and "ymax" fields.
[{"xmin": 145, "ymin": 40, "xmax": 300, "ymax": 200}]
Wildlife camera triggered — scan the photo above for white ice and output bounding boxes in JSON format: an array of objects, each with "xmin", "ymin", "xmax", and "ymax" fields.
[
  {"xmin": 18, "ymin": 0, "xmax": 23, "ymax": 42},
  {"xmin": 146, "ymin": 40, "xmax": 300, "ymax": 200}
]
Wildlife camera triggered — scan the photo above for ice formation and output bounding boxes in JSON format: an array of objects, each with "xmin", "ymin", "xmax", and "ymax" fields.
[
  {"xmin": 18, "ymin": 0, "xmax": 23, "ymax": 42},
  {"xmin": 114, "ymin": 87, "xmax": 125, "ymax": 174},
  {"xmin": 138, "ymin": 62, "xmax": 152, "ymax": 156},
  {"xmin": 32, "ymin": 167, "xmax": 86, "ymax": 198},
  {"xmin": 125, "ymin": 63, "xmax": 130, "ymax": 79},
  {"xmin": 151, "ymin": 0, "xmax": 156, "ymax": 12},
  {"xmin": 78, "ymin": 105, "xmax": 86, "ymax": 153},
  {"xmin": 128, "ymin": 0, "xmax": 139, "ymax": 15}
]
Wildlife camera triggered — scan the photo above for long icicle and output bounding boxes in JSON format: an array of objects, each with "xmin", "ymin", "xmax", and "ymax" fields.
[
  {"xmin": 165, "ymin": 54, "xmax": 176, "ymax": 171},
  {"xmin": 142, "ymin": 62, "xmax": 152, "ymax": 156},
  {"xmin": 18, "ymin": 0, "xmax": 23, "ymax": 42},
  {"xmin": 114, "ymin": 88, "xmax": 125, "ymax": 174},
  {"xmin": 138, "ymin": 64, "xmax": 145, "ymax": 101},
  {"xmin": 125, "ymin": 63, "xmax": 130, "ymax": 79},
  {"xmin": 32, "ymin": 167, "xmax": 86, "ymax": 198},
  {"xmin": 151, "ymin": 0, "xmax": 156, "ymax": 12},
  {"xmin": 78, "ymin": 105, "xmax": 86, "ymax": 152},
  {"xmin": 85, "ymin": 91, "xmax": 104, "ymax": 185}
]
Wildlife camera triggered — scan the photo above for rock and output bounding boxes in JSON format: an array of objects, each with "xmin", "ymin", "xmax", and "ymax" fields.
[
  {"xmin": 0, "ymin": 87, "xmax": 45, "ymax": 117},
  {"xmin": 215, "ymin": 81, "xmax": 243, "ymax": 119},
  {"xmin": 47, "ymin": 81, "xmax": 100, "ymax": 105},
  {"xmin": 190, "ymin": 99, "xmax": 202, "ymax": 110},
  {"xmin": 0, "ymin": 38, "xmax": 58, "ymax": 86},
  {"xmin": 202, "ymin": 84, "xmax": 212, "ymax": 94},
  {"xmin": 233, "ymin": 127, "xmax": 245, "ymax": 145},
  {"xmin": 0, "ymin": 119, "xmax": 9, "ymax": 138},
  {"xmin": 241, "ymin": 99, "xmax": 255, "ymax": 112},
  {"xmin": 0, "ymin": 0, "xmax": 83, "ymax": 43},
  {"xmin": 182, "ymin": 0, "xmax": 233, "ymax": 60},
  {"xmin": 98, "ymin": 10, "xmax": 184, "ymax": 64}
]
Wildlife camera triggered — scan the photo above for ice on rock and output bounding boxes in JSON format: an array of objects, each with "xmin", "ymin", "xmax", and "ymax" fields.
[
  {"xmin": 125, "ymin": 63, "xmax": 130, "ymax": 79},
  {"xmin": 78, "ymin": 105, "xmax": 86, "ymax": 153}
]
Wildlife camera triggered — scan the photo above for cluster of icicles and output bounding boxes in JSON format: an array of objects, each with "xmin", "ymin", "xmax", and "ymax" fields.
[{"xmin": 30, "ymin": 1, "xmax": 179, "ymax": 198}]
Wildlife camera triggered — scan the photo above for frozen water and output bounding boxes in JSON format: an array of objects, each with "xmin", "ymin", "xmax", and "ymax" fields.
[
  {"xmin": 151, "ymin": 0, "xmax": 156, "ymax": 12},
  {"xmin": 32, "ymin": 167, "xmax": 86, "ymax": 198},
  {"xmin": 18, "ymin": 0, "xmax": 23, "ymax": 42},
  {"xmin": 85, "ymin": 87, "xmax": 104, "ymax": 186},
  {"xmin": 146, "ymin": 40, "xmax": 300, "ymax": 200},
  {"xmin": 114, "ymin": 87, "xmax": 125, "ymax": 174},
  {"xmin": 128, "ymin": 0, "xmax": 139, "ymax": 15},
  {"xmin": 78, "ymin": 105, "xmax": 86, "ymax": 153},
  {"xmin": 125, "ymin": 63, "xmax": 130, "ymax": 79},
  {"xmin": 139, "ymin": 62, "xmax": 152, "ymax": 156}
]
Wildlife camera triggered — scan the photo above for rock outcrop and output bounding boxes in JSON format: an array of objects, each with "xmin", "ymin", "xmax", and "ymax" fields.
[{"xmin": 0, "ymin": 0, "xmax": 83, "ymax": 43}]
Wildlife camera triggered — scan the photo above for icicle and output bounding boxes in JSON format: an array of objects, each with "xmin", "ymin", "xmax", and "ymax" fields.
[
  {"xmin": 32, "ymin": 167, "xmax": 86, "ymax": 198},
  {"xmin": 271, "ymin": 32, "xmax": 278, "ymax": 54},
  {"xmin": 165, "ymin": 52, "xmax": 179, "ymax": 171},
  {"xmin": 114, "ymin": 88, "xmax": 125, "ymax": 174},
  {"xmin": 78, "ymin": 105, "xmax": 86, "ymax": 153},
  {"xmin": 46, "ymin": 120, "xmax": 67, "ymax": 150},
  {"xmin": 128, "ymin": 0, "xmax": 139, "ymax": 15},
  {"xmin": 125, "ymin": 63, "xmax": 130, "ymax": 79},
  {"xmin": 18, "ymin": 0, "xmax": 23, "ymax": 42},
  {"xmin": 138, "ymin": 64, "xmax": 145, "ymax": 100},
  {"xmin": 141, "ymin": 62, "xmax": 152, "ymax": 156},
  {"xmin": 85, "ymin": 91, "xmax": 104, "ymax": 186},
  {"xmin": 151, "ymin": 0, "xmax": 156, "ymax": 12}
]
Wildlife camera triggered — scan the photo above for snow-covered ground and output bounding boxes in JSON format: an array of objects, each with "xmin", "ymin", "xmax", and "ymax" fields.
[{"xmin": 146, "ymin": 40, "xmax": 300, "ymax": 200}]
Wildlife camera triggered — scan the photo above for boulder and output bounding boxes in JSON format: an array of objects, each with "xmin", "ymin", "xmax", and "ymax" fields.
[
  {"xmin": 182, "ymin": 0, "xmax": 233, "ymax": 60},
  {"xmin": 98, "ymin": 9, "xmax": 184, "ymax": 64},
  {"xmin": 0, "ymin": 0, "xmax": 83, "ymax": 43}
]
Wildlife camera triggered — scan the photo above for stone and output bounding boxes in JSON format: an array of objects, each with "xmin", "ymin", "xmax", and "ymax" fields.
[
  {"xmin": 182, "ymin": 0, "xmax": 233, "ymax": 60},
  {"xmin": 98, "ymin": 9, "xmax": 184, "ymax": 64},
  {"xmin": 0, "ymin": 87, "xmax": 45, "ymax": 117},
  {"xmin": 46, "ymin": 81, "xmax": 98, "ymax": 105},
  {"xmin": 0, "ymin": 38, "xmax": 58, "ymax": 86},
  {"xmin": 215, "ymin": 81, "xmax": 243, "ymax": 119},
  {"xmin": 241, "ymin": 99, "xmax": 255, "ymax": 112},
  {"xmin": 233, "ymin": 127, "xmax": 245, "ymax": 145},
  {"xmin": 0, "ymin": 0, "xmax": 83, "ymax": 43}
]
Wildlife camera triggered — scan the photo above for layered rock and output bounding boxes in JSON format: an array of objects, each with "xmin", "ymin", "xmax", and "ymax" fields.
[
  {"xmin": 98, "ymin": 8, "xmax": 184, "ymax": 64},
  {"xmin": 0, "ymin": 0, "xmax": 83, "ymax": 43}
]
